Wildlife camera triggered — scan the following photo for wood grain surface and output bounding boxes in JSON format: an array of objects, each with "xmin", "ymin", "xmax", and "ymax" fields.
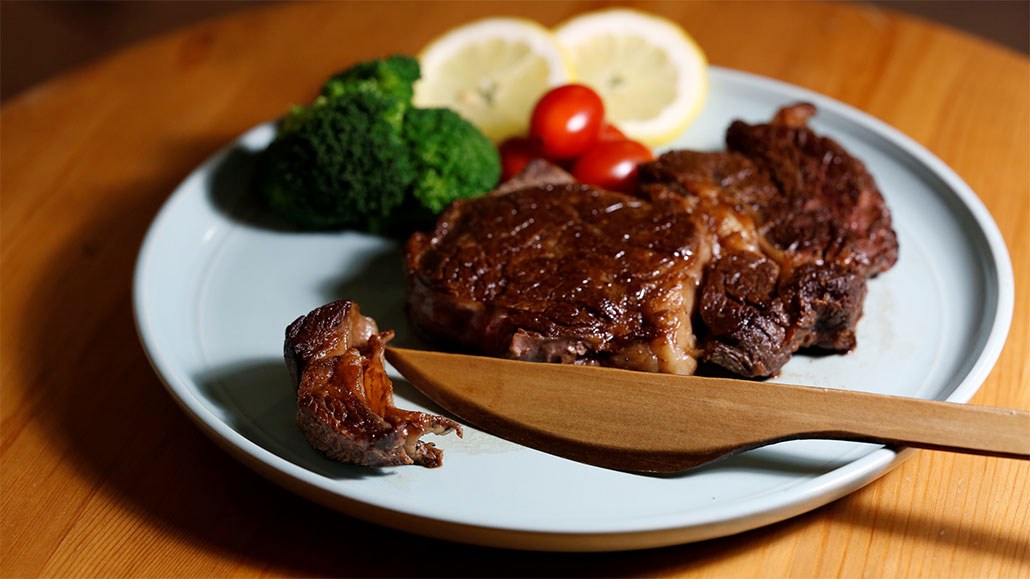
[{"xmin": 2, "ymin": 1, "xmax": 1027, "ymax": 576}]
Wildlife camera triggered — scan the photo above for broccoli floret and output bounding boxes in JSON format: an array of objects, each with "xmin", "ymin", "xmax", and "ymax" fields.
[
  {"xmin": 402, "ymin": 107, "xmax": 501, "ymax": 216},
  {"xmin": 322, "ymin": 55, "xmax": 420, "ymax": 105},
  {"xmin": 317, "ymin": 55, "xmax": 418, "ymax": 136},
  {"xmin": 258, "ymin": 56, "xmax": 500, "ymax": 233},
  {"xmin": 259, "ymin": 89, "xmax": 417, "ymax": 230}
]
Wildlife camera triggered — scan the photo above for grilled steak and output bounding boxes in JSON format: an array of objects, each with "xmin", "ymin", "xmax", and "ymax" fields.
[
  {"xmin": 639, "ymin": 103, "xmax": 897, "ymax": 376},
  {"xmin": 726, "ymin": 102, "xmax": 898, "ymax": 277},
  {"xmin": 406, "ymin": 103, "xmax": 897, "ymax": 378},
  {"xmin": 285, "ymin": 300, "xmax": 461, "ymax": 467},
  {"xmin": 406, "ymin": 161, "xmax": 711, "ymax": 374}
]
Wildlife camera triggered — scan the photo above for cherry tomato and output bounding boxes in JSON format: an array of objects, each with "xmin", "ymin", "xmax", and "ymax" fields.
[
  {"xmin": 598, "ymin": 122, "xmax": 627, "ymax": 142},
  {"xmin": 571, "ymin": 139, "xmax": 654, "ymax": 194},
  {"xmin": 529, "ymin": 84, "xmax": 605, "ymax": 160},
  {"xmin": 498, "ymin": 136, "xmax": 545, "ymax": 181}
]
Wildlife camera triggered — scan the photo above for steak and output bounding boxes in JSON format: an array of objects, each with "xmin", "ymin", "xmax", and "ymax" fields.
[
  {"xmin": 285, "ymin": 300, "xmax": 461, "ymax": 467},
  {"xmin": 639, "ymin": 103, "xmax": 898, "ymax": 376},
  {"xmin": 406, "ymin": 103, "xmax": 898, "ymax": 378},
  {"xmin": 405, "ymin": 161, "xmax": 711, "ymax": 374}
]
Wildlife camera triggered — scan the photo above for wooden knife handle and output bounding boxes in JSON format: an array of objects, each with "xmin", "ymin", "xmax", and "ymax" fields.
[{"xmin": 753, "ymin": 384, "xmax": 1030, "ymax": 459}]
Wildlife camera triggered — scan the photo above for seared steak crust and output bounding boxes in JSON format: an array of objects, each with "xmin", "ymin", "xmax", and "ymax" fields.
[
  {"xmin": 698, "ymin": 250, "xmax": 794, "ymax": 377},
  {"xmin": 286, "ymin": 300, "xmax": 461, "ymax": 467},
  {"xmin": 639, "ymin": 103, "xmax": 896, "ymax": 377},
  {"xmin": 725, "ymin": 103, "xmax": 898, "ymax": 277},
  {"xmin": 406, "ymin": 163, "xmax": 709, "ymax": 374},
  {"xmin": 407, "ymin": 104, "xmax": 897, "ymax": 378}
]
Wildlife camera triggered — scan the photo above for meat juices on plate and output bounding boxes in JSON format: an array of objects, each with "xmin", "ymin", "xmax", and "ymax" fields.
[
  {"xmin": 406, "ymin": 103, "xmax": 898, "ymax": 378},
  {"xmin": 285, "ymin": 300, "xmax": 461, "ymax": 467}
]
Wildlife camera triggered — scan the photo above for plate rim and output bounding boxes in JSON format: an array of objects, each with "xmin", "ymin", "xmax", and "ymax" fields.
[{"xmin": 132, "ymin": 66, "xmax": 1015, "ymax": 550}]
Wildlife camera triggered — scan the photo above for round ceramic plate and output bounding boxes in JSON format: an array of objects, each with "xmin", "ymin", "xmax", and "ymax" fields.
[{"xmin": 133, "ymin": 67, "xmax": 1014, "ymax": 551}]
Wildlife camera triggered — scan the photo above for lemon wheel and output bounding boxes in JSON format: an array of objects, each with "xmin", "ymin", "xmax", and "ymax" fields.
[
  {"xmin": 554, "ymin": 9, "xmax": 708, "ymax": 145},
  {"xmin": 414, "ymin": 18, "xmax": 573, "ymax": 142}
]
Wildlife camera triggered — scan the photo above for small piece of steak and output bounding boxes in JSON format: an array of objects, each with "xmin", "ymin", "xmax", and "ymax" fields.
[
  {"xmin": 405, "ymin": 162, "xmax": 711, "ymax": 374},
  {"xmin": 285, "ymin": 300, "xmax": 461, "ymax": 467}
]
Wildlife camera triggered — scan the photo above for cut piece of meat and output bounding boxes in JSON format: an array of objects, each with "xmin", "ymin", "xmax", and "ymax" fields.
[
  {"xmin": 405, "ymin": 162, "xmax": 711, "ymax": 375},
  {"xmin": 697, "ymin": 250, "xmax": 794, "ymax": 377},
  {"xmin": 725, "ymin": 102, "xmax": 899, "ymax": 277},
  {"xmin": 638, "ymin": 102, "xmax": 896, "ymax": 377},
  {"xmin": 492, "ymin": 157, "xmax": 577, "ymax": 195},
  {"xmin": 285, "ymin": 300, "xmax": 461, "ymax": 468},
  {"xmin": 640, "ymin": 103, "xmax": 898, "ymax": 278}
]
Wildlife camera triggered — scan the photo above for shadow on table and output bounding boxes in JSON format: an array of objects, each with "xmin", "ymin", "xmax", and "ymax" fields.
[{"xmin": 17, "ymin": 135, "xmax": 1028, "ymax": 576}]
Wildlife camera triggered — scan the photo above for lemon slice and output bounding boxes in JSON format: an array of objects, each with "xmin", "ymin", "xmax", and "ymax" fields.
[
  {"xmin": 554, "ymin": 9, "xmax": 708, "ymax": 145},
  {"xmin": 415, "ymin": 18, "xmax": 573, "ymax": 142}
]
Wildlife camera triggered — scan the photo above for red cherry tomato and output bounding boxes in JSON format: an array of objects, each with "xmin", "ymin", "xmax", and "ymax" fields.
[
  {"xmin": 571, "ymin": 139, "xmax": 654, "ymax": 194},
  {"xmin": 529, "ymin": 84, "xmax": 605, "ymax": 160},
  {"xmin": 498, "ymin": 136, "xmax": 545, "ymax": 181},
  {"xmin": 598, "ymin": 122, "xmax": 627, "ymax": 142}
]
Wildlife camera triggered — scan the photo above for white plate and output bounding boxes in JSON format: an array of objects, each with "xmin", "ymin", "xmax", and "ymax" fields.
[{"xmin": 133, "ymin": 67, "xmax": 1014, "ymax": 551}]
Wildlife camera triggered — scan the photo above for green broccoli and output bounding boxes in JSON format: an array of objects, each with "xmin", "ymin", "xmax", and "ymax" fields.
[
  {"xmin": 402, "ymin": 107, "xmax": 501, "ymax": 216},
  {"xmin": 320, "ymin": 55, "xmax": 418, "ymax": 134},
  {"xmin": 259, "ymin": 89, "xmax": 417, "ymax": 230},
  {"xmin": 258, "ymin": 55, "xmax": 500, "ymax": 232},
  {"xmin": 322, "ymin": 55, "xmax": 420, "ymax": 104}
]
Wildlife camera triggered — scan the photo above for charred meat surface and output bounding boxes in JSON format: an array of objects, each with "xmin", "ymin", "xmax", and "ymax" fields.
[
  {"xmin": 725, "ymin": 102, "xmax": 898, "ymax": 277},
  {"xmin": 406, "ymin": 161, "xmax": 710, "ymax": 374},
  {"xmin": 697, "ymin": 250, "xmax": 794, "ymax": 377},
  {"xmin": 285, "ymin": 300, "xmax": 461, "ymax": 467},
  {"xmin": 407, "ymin": 104, "xmax": 897, "ymax": 378},
  {"xmin": 638, "ymin": 102, "xmax": 896, "ymax": 377}
]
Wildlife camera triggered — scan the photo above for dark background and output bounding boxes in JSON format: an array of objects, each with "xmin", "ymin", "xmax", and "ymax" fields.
[{"xmin": 2, "ymin": 1, "xmax": 1028, "ymax": 102}]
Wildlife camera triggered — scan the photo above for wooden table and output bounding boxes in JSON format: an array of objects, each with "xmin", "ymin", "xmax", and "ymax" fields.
[{"xmin": 3, "ymin": 1, "xmax": 1027, "ymax": 576}]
